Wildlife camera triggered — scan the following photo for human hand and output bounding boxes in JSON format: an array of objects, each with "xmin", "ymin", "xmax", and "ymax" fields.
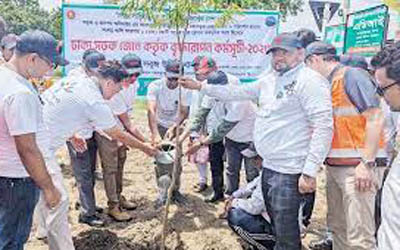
[
  {"xmin": 43, "ymin": 187, "xmax": 61, "ymax": 210},
  {"xmin": 355, "ymin": 162, "xmax": 376, "ymax": 192},
  {"xmin": 178, "ymin": 77, "xmax": 202, "ymax": 90},
  {"xmin": 70, "ymin": 135, "xmax": 87, "ymax": 153},
  {"xmin": 298, "ymin": 174, "xmax": 316, "ymax": 194}
]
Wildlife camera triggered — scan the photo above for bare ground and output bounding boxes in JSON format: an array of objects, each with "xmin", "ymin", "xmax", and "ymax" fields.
[{"xmin": 26, "ymin": 101, "xmax": 328, "ymax": 250}]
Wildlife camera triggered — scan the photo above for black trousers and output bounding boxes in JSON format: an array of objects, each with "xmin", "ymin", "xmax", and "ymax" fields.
[{"xmin": 208, "ymin": 140, "xmax": 225, "ymax": 197}]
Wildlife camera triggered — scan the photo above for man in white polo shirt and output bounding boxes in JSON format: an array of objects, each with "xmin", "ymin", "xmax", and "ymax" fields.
[
  {"xmin": 0, "ymin": 30, "xmax": 62, "ymax": 250},
  {"xmin": 95, "ymin": 53, "xmax": 146, "ymax": 222},
  {"xmin": 147, "ymin": 59, "xmax": 190, "ymax": 206},
  {"xmin": 37, "ymin": 60, "xmax": 158, "ymax": 250}
]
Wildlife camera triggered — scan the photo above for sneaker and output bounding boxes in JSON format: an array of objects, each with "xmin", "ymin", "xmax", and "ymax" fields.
[
  {"xmin": 309, "ymin": 238, "xmax": 333, "ymax": 250},
  {"xmin": 78, "ymin": 215, "xmax": 105, "ymax": 227}
]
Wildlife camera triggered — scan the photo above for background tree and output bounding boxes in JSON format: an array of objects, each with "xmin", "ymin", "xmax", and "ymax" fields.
[{"xmin": 0, "ymin": 0, "xmax": 61, "ymax": 39}]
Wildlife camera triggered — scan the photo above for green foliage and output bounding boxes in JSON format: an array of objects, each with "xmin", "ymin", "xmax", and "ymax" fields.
[{"xmin": 0, "ymin": 0, "xmax": 61, "ymax": 39}]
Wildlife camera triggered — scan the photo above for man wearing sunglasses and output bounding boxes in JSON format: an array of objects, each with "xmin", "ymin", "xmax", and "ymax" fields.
[
  {"xmin": 304, "ymin": 41, "xmax": 386, "ymax": 250},
  {"xmin": 0, "ymin": 30, "xmax": 64, "ymax": 250},
  {"xmin": 147, "ymin": 59, "xmax": 190, "ymax": 207},
  {"xmin": 95, "ymin": 53, "xmax": 146, "ymax": 222},
  {"xmin": 370, "ymin": 41, "xmax": 400, "ymax": 250}
]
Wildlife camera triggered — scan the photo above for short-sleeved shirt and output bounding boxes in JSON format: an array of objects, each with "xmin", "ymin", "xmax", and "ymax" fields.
[
  {"xmin": 342, "ymin": 67, "xmax": 380, "ymax": 113},
  {"xmin": 147, "ymin": 78, "xmax": 190, "ymax": 129},
  {"xmin": 41, "ymin": 75, "xmax": 117, "ymax": 156},
  {"xmin": 0, "ymin": 66, "xmax": 51, "ymax": 178},
  {"xmin": 107, "ymin": 82, "xmax": 138, "ymax": 129}
]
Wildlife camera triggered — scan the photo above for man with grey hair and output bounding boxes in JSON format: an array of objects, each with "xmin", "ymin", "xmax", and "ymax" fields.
[
  {"xmin": 0, "ymin": 33, "xmax": 18, "ymax": 63},
  {"xmin": 0, "ymin": 29, "xmax": 62, "ymax": 250}
]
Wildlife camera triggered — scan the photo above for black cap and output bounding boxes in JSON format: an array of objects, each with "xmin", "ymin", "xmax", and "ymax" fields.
[
  {"xmin": 164, "ymin": 59, "xmax": 183, "ymax": 78},
  {"xmin": 207, "ymin": 70, "xmax": 228, "ymax": 85},
  {"xmin": 16, "ymin": 30, "xmax": 68, "ymax": 66},
  {"xmin": 121, "ymin": 53, "xmax": 143, "ymax": 75},
  {"xmin": 82, "ymin": 49, "xmax": 99, "ymax": 61},
  {"xmin": 305, "ymin": 41, "xmax": 337, "ymax": 59},
  {"xmin": 340, "ymin": 54, "xmax": 368, "ymax": 70},
  {"xmin": 84, "ymin": 51, "xmax": 105, "ymax": 70},
  {"xmin": 294, "ymin": 29, "xmax": 318, "ymax": 48},
  {"xmin": 266, "ymin": 33, "xmax": 303, "ymax": 54}
]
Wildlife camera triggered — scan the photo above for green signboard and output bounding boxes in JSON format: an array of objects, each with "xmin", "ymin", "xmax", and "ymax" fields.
[
  {"xmin": 324, "ymin": 24, "xmax": 345, "ymax": 55},
  {"xmin": 344, "ymin": 5, "xmax": 389, "ymax": 57}
]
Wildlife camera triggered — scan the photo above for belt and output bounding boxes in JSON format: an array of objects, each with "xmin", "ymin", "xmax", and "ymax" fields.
[{"xmin": 325, "ymin": 157, "xmax": 387, "ymax": 167}]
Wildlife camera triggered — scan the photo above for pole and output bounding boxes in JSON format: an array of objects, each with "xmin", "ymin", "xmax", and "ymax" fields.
[{"xmin": 342, "ymin": 0, "xmax": 350, "ymax": 23}]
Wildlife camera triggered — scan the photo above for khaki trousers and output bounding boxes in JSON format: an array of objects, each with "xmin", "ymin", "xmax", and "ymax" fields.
[
  {"xmin": 95, "ymin": 132, "xmax": 127, "ymax": 207},
  {"xmin": 326, "ymin": 166, "xmax": 381, "ymax": 250}
]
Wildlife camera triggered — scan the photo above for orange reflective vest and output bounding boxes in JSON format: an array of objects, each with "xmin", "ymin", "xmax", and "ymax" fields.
[{"xmin": 326, "ymin": 67, "xmax": 386, "ymax": 166}]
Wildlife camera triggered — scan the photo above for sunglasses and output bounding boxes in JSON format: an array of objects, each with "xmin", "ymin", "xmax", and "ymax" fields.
[
  {"xmin": 374, "ymin": 80, "xmax": 400, "ymax": 97},
  {"xmin": 38, "ymin": 54, "xmax": 57, "ymax": 69}
]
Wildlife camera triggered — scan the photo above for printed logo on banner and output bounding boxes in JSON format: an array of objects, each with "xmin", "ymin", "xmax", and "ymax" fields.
[
  {"xmin": 265, "ymin": 16, "xmax": 277, "ymax": 27},
  {"xmin": 67, "ymin": 10, "xmax": 76, "ymax": 20}
]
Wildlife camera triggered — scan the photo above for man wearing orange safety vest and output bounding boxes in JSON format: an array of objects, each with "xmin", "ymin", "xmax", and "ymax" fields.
[{"xmin": 305, "ymin": 42, "xmax": 386, "ymax": 250}]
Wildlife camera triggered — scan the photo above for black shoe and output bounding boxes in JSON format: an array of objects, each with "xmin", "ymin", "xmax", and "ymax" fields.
[
  {"xmin": 78, "ymin": 215, "xmax": 105, "ymax": 227},
  {"xmin": 205, "ymin": 193, "xmax": 225, "ymax": 203},
  {"xmin": 194, "ymin": 183, "xmax": 208, "ymax": 193},
  {"xmin": 309, "ymin": 238, "xmax": 333, "ymax": 250},
  {"xmin": 172, "ymin": 191, "xmax": 188, "ymax": 205},
  {"xmin": 75, "ymin": 202, "xmax": 103, "ymax": 214}
]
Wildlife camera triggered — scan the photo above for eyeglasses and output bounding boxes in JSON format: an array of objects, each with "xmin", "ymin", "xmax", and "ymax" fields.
[{"xmin": 375, "ymin": 80, "xmax": 400, "ymax": 96}]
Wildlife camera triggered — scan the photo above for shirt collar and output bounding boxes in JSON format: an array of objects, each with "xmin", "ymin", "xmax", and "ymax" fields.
[
  {"xmin": 277, "ymin": 62, "xmax": 305, "ymax": 77},
  {"xmin": 1, "ymin": 65, "xmax": 39, "ymax": 95}
]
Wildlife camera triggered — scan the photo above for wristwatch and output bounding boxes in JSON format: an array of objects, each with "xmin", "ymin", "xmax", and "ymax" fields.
[{"xmin": 361, "ymin": 158, "xmax": 377, "ymax": 169}]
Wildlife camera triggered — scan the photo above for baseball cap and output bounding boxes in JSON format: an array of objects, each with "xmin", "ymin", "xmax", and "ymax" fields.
[
  {"xmin": 207, "ymin": 70, "xmax": 228, "ymax": 85},
  {"xmin": 294, "ymin": 29, "xmax": 318, "ymax": 48},
  {"xmin": 15, "ymin": 30, "xmax": 67, "ymax": 66},
  {"xmin": 84, "ymin": 51, "xmax": 105, "ymax": 70},
  {"xmin": 1, "ymin": 33, "xmax": 18, "ymax": 50},
  {"xmin": 192, "ymin": 55, "xmax": 217, "ymax": 75},
  {"xmin": 266, "ymin": 33, "xmax": 303, "ymax": 54},
  {"xmin": 82, "ymin": 49, "xmax": 99, "ymax": 61},
  {"xmin": 305, "ymin": 41, "xmax": 337, "ymax": 59},
  {"xmin": 164, "ymin": 59, "xmax": 183, "ymax": 78},
  {"xmin": 121, "ymin": 53, "xmax": 143, "ymax": 75},
  {"xmin": 340, "ymin": 54, "xmax": 368, "ymax": 71}
]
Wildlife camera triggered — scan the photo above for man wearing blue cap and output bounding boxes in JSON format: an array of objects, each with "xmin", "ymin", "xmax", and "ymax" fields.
[
  {"xmin": 180, "ymin": 32, "xmax": 333, "ymax": 250},
  {"xmin": 95, "ymin": 53, "xmax": 146, "ymax": 221},
  {"xmin": 147, "ymin": 59, "xmax": 190, "ymax": 207},
  {"xmin": 0, "ymin": 30, "xmax": 63, "ymax": 250}
]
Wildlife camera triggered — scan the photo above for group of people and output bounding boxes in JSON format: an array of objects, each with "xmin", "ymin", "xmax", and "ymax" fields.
[{"xmin": 1, "ymin": 26, "xmax": 400, "ymax": 250}]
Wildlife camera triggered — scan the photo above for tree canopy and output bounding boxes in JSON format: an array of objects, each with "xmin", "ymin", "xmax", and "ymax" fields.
[{"xmin": 0, "ymin": 0, "xmax": 61, "ymax": 39}]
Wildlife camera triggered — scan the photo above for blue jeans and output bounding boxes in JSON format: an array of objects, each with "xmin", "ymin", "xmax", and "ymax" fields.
[
  {"xmin": 67, "ymin": 136, "xmax": 98, "ymax": 217},
  {"xmin": 228, "ymin": 207, "xmax": 275, "ymax": 250},
  {"xmin": 0, "ymin": 177, "xmax": 39, "ymax": 250},
  {"xmin": 261, "ymin": 168, "xmax": 302, "ymax": 250}
]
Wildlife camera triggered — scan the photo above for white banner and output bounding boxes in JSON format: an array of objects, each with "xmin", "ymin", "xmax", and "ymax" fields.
[{"xmin": 62, "ymin": 4, "xmax": 279, "ymax": 80}]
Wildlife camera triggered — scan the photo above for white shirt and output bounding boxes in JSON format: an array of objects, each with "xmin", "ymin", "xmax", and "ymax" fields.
[
  {"xmin": 41, "ymin": 75, "xmax": 117, "ymax": 161},
  {"xmin": 0, "ymin": 66, "xmax": 50, "ymax": 178},
  {"xmin": 147, "ymin": 78, "xmax": 190, "ymax": 128},
  {"xmin": 201, "ymin": 63, "xmax": 333, "ymax": 177},
  {"xmin": 66, "ymin": 66, "xmax": 95, "ymax": 139},
  {"xmin": 108, "ymin": 83, "xmax": 138, "ymax": 128},
  {"xmin": 201, "ymin": 96, "xmax": 256, "ymax": 143}
]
